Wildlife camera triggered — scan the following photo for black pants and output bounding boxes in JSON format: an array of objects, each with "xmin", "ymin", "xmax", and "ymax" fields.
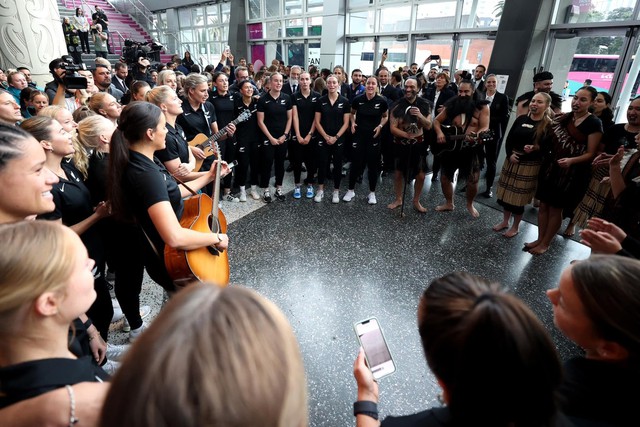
[
  {"xmin": 79, "ymin": 31, "xmax": 90, "ymax": 53},
  {"xmin": 317, "ymin": 139, "xmax": 343, "ymax": 188},
  {"xmin": 303, "ymin": 138, "xmax": 318, "ymax": 185},
  {"xmin": 260, "ymin": 139, "xmax": 288, "ymax": 188},
  {"xmin": 484, "ymin": 136, "xmax": 503, "ymax": 190},
  {"xmin": 349, "ymin": 131, "xmax": 381, "ymax": 192},
  {"xmin": 233, "ymin": 140, "xmax": 251, "ymax": 188},
  {"xmin": 290, "ymin": 137, "xmax": 306, "ymax": 184},
  {"xmin": 380, "ymin": 124, "xmax": 394, "ymax": 172}
]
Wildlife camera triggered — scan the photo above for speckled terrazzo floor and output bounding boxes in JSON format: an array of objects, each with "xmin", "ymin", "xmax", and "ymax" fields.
[{"xmin": 109, "ymin": 169, "xmax": 589, "ymax": 426}]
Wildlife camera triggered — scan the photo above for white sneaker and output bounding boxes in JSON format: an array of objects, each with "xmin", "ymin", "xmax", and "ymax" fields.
[
  {"xmin": 129, "ymin": 322, "xmax": 147, "ymax": 343},
  {"xmin": 368, "ymin": 192, "xmax": 377, "ymax": 205},
  {"xmin": 101, "ymin": 360, "xmax": 120, "ymax": 375},
  {"xmin": 105, "ymin": 343, "xmax": 130, "ymax": 361},
  {"xmin": 111, "ymin": 299, "xmax": 124, "ymax": 323},
  {"xmin": 314, "ymin": 190, "xmax": 324, "ymax": 203},
  {"xmin": 250, "ymin": 186, "xmax": 260, "ymax": 200},
  {"xmin": 223, "ymin": 193, "xmax": 240, "ymax": 203},
  {"xmin": 239, "ymin": 189, "xmax": 247, "ymax": 202},
  {"xmin": 332, "ymin": 190, "xmax": 340, "ymax": 204},
  {"xmin": 343, "ymin": 190, "xmax": 356, "ymax": 202}
]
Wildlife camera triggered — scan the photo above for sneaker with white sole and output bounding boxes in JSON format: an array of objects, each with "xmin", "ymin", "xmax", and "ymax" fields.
[
  {"xmin": 105, "ymin": 343, "xmax": 130, "ymax": 361},
  {"xmin": 368, "ymin": 192, "xmax": 377, "ymax": 205},
  {"xmin": 101, "ymin": 360, "xmax": 120, "ymax": 375},
  {"xmin": 314, "ymin": 190, "xmax": 324, "ymax": 202},
  {"xmin": 263, "ymin": 189, "xmax": 272, "ymax": 203},
  {"xmin": 123, "ymin": 305, "xmax": 151, "ymax": 332},
  {"xmin": 222, "ymin": 193, "xmax": 240, "ymax": 203},
  {"xmin": 250, "ymin": 186, "xmax": 260, "ymax": 200},
  {"xmin": 275, "ymin": 188, "xmax": 286, "ymax": 201},
  {"xmin": 306, "ymin": 185, "xmax": 314, "ymax": 198},
  {"xmin": 111, "ymin": 299, "xmax": 124, "ymax": 323},
  {"xmin": 129, "ymin": 322, "xmax": 147, "ymax": 343},
  {"xmin": 343, "ymin": 190, "xmax": 355, "ymax": 202},
  {"xmin": 293, "ymin": 186, "xmax": 301, "ymax": 199},
  {"xmin": 332, "ymin": 190, "xmax": 340, "ymax": 204},
  {"xmin": 239, "ymin": 189, "xmax": 247, "ymax": 202}
]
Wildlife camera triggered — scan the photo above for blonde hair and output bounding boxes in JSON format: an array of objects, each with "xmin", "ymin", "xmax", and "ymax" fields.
[
  {"xmin": 39, "ymin": 105, "xmax": 89, "ymax": 177},
  {"xmin": 0, "ymin": 221, "xmax": 75, "ymax": 336},
  {"xmin": 157, "ymin": 70, "xmax": 176, "ymax": 86},
  {"xmin": 88, "ymin": 92, "xmax": 111, "ymax": 115},
  {"xmin": 75, "ymin": 115, "xmax": 114, "ymax": 174},
  {"xmin": 100, "ymin": 285, "xmax": 309, "ymax": 427},
  {"xmin": 145, "ymin": 85, "xmax": 174, "ymax": 107}
]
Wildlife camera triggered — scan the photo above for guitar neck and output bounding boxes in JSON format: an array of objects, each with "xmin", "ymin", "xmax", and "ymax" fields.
[{"xmin": 211, "ymin": 152, "xmax": 222, "ymax": 226}]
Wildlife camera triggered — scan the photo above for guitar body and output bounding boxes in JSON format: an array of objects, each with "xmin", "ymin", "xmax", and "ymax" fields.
[
  {"xmin": 164, "ymin": 194, "xmax": 230, "ymax": 288},
  {"xmin": 189, "ymin": 133, "xmax": 216, "ymax": 172},
  {"xmin": 431, "ymin": 125, "xmax": 494, "ymax": 156}
]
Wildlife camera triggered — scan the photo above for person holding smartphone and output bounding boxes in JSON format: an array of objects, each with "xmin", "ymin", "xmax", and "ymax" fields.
[{"xmin": 353, "ymin": 272, "xmax": 566, "ymax": 426}]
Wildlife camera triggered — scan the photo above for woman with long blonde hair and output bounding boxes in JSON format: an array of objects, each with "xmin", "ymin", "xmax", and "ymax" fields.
[{"xmin": 100, "ymin": 285, "xmax": 308, "ymax": 427}]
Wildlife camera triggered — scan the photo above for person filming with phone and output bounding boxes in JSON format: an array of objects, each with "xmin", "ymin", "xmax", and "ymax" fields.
[{"xmin": 353, "ymin": 272, "xmax": 568, "ymax": 427}]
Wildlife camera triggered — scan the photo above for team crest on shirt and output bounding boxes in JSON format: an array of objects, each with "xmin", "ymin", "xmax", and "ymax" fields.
[
  {"xmin": 374, "ymin": 104, "xmax": 381, "ymax": 109},
  {"xmin": 280, "ymin": 99, "xmax": 286, "ymax": 105},
  {"xmin": 338, "ymin": 103, "xmax": 343, "ymax": 108}
]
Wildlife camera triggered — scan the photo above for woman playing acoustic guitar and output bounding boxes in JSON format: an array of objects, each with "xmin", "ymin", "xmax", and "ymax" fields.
[{"xmin": 108, "ymin": 101, "xmax": 230, "ymax": 296}]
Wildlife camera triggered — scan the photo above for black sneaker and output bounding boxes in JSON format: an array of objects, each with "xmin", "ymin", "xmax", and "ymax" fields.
[
  {"xmin": 275, "ymin": 188, "xmax": 286, "ymax": 201},
  {"xmin": 263, "ymin": 190, "xmax": 272, "ymax": 203}
]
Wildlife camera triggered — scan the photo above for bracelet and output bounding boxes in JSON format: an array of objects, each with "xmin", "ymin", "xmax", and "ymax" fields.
[
  {"xmin": 377, "ymin": 124, "xmax": 383, "ymax": 129},
  {"xmin": 353, "ymin": 400, "xmax": 379, "ymax": 420},
  {"xmin": 88, "ymin": 333, "xmax": 100, "ymax": 341},
  {"xmin": 65, "ymin": 385, "xmax": 79, "ymax": 426}
]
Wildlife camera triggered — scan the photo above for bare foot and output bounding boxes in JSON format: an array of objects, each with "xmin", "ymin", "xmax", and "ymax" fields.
[
  {"xmin": 387, "ymin": 199, "xmax": 403, "ymax": 210},
  {"xmin": 492, "ymin": 222, "xmax": 509, "ymax": 232},
  {"xmin": 503, "ymin": 227, "xmax": 519, "ymax": 238},
  {"xmin": 563, "ymin": 225, "xmax": 576, "ymax": 237},
  {"xmin": 529, "ymin": 245, "xmax": 549, "ymax": 255},
  {"xmin": 524, "ymin": 240, "xmax": 539, "ymax": 249},
  {"xmin": 467, "ymin": 204, "xmax": 479, "ymax": 218},
  {"xmin": 435, "ymin": 203, "xmax": 454, "ymax": 212},
  {"xmin": 413, "ymin": 201, "xmax": 427, "ymax": 213}
]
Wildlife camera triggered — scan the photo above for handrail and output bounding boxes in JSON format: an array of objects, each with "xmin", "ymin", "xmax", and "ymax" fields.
[
  {"xmin": 106, "ymin": 0, "xmax": 187, "ymax": 61},
  {"xmin": 111, "ymin": 30, "xmax": 125, "ymax": 59}
]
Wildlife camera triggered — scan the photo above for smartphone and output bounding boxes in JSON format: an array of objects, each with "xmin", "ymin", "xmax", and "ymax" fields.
[
  {"xmin": 225, "ymin": 45, "xmax": 231, "ymax": 54},
  {"xmin": 354, "ymin": 317, "xmax": 396, "ymax": 380},
  {"xmin": 430, "ymin": 54, "xmax": 440, "ymax": 60},
  {"xmin": 383, "ymin": 48, "xmax": 388, "ymax": 56}
]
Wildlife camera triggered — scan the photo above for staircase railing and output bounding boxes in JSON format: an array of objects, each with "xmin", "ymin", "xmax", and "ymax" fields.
[{"xmin": 106, "ymin": 0, "xmax": 185, "ymax": 58}]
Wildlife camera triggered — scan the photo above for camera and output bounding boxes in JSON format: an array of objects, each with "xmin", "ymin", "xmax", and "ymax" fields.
[{"xmin": 61, "ymin": 59, "xmax": 88, "ymax": 90}]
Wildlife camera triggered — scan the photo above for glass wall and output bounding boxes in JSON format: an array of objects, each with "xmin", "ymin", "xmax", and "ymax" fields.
[
  {"xmin": 245, "ymin": 0, "xmax": 324, "ymax": 68},
  {"xmin": 152, "ymin": 3, "xmax": 230, "ymax": 66}
]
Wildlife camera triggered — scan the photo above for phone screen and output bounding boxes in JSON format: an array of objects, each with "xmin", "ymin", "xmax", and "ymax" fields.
[
  {"xmin": 354, "ymin": 318, "xmax": 396, "ymax": 379},
  {"xmin": 431, "ymin": 55, "xmax": 440, "ymax": 60}
]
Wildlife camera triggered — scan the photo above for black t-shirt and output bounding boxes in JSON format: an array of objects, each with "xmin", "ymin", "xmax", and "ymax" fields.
[
  {"xmin": 0, "ymin": 356, "xmax": 108, "ymax": 409},
  {"xmin": 601, "ymin": 123, "xmax": 638, "ymax": 154},
  {"xmin": 210, "ymin": 92, "xmax": 236, "ymax": 128},
  {"xmin": 86, "ymin": 152, "xmax": 109, "ymax": 206},
  {"xmin": 156, "ymin": 123, "xmax": 190, "ymax": 164},
  {"xmin": 124, "ymin": 150, "xmax": 183, "ymax": 253},
  {"xmin": 176, "ymin": 99, "xmax": 217, "ymax": 142},
  {"xmin": 257, "ymin": 92, "xmax": 292, "ymax": 137},
  {"xmin": 92, "ymin": 11, "xmax": 108, "ymax": 31},
  {"xmin": 504, "ymin": 115, "xmax": 552, "ymax": 161},
  {"xmin": 292, "ymin": 91, "xmax": 321, "ymax": 136},
  {"xmin": 233, "ymin": 96, "xmax": 260, "ymax": 144},
  {"xmin": 314, "ymin": 94, "xmax": 351, "ymax": 136},
  {"xmin": 351, "ymin": 94, "xmax": 389, "ymax": 132}
]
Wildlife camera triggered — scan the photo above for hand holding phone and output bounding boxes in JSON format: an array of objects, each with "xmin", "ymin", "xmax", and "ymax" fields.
[{"xmin": 354, "ymin": 317, "xmax": 396, "ymax": 380}]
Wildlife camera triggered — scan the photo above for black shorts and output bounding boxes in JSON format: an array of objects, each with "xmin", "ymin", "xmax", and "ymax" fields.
[{"xmin": 440, "ymin": 146, "xmax": 484, "ymax": 181}]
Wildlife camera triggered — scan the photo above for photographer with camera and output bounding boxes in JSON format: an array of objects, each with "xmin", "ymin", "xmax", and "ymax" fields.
[
  {"xmin": 92, "ymin": 5, "xmax": 111, "ymax": 54},
  {"xmin": 45, "ymin": 57, "xmax": 79, "ymax": 104}
]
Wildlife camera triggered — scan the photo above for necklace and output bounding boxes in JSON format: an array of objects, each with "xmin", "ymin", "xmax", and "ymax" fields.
[{"xmin": 572, "ymin": 112, "xmax": 589, "ymax": 125}]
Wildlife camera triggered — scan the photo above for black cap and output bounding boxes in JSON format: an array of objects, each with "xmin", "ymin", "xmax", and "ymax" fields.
[
  {"xmin": 49, "ymin": 58, "xmax": 65, "ymax": 72},
  {"xmin": 533, "ymin": 71, "xmax": 554, "ymax": 82}
]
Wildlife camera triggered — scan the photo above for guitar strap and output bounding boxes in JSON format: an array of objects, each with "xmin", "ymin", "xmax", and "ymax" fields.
[{"xmin": 171, "ymin": 173, "xmax": 198, "ymax": 197}]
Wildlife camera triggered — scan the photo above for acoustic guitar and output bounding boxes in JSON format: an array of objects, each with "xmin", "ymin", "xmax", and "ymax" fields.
[
  {"xmin": 431, "ymin": 125, "xmax": 494, "ymax": 156},
  {"xmin": 189, "ymin": 109, "xmax": 254, "ymax": 171},
  {"xmin": 164, "ymin": 139, "xmax": 229, "ymax": 288}
]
